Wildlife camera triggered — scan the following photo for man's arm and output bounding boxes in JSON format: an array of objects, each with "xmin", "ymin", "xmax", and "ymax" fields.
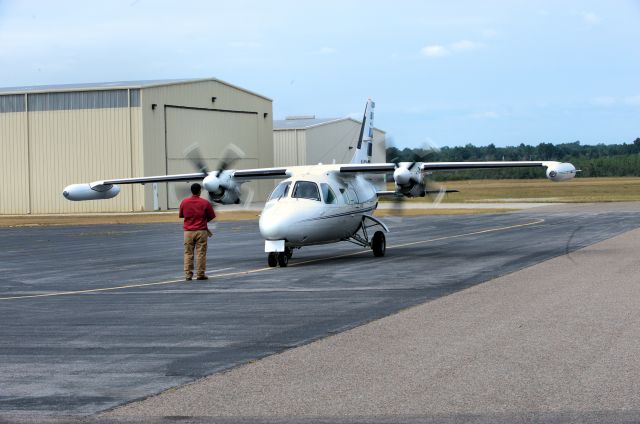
[
  {"xmin": 206, "ymin": 203, "xmax": 215, "ymax": 222},
  {"xmin": 178, "ymin": 200, "xmax": 184, "ymax": 218}
]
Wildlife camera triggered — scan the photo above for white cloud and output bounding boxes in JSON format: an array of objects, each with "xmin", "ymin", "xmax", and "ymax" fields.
[
  {"xmin": 470, "ymin": 111, "xmax": 500, "ymax": 119},
  {"xmin": 315, "ymin": 47, "xmax": 337, "ymax": 55},
  {"xmin": 421, "ymin": 40, "xmax": 483, "ymax": 58},
  {"xmin": 451, "ymin": 40, "xmax": 482, "ymax": 51},
  {"xmin": 591, "ymin": 95, "xmax": 640, "ymax": 107},
  {"xmin": 228, "ymin": 41, "xmax": 262, "ymax": 48},
  {"xmin": 624, "ymin": 95, "xmax": 640, "ymax": 106},
  {"xmin": 421, "ymin": 45, "xmax": 449, "ymax": 57},
  {"xmin": 582, "ymin": 12, "xmax": 600, "ymax": 26},
  {"xmin": 481, "ymin": 28, "xmax": 498, "ymax": 39},
  {"xmin": 591, "ymin": 96, "xmax": 616, "ymax": 107}
]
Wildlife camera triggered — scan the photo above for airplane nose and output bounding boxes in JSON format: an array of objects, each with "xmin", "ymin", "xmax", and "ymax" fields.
[{"xmin": 259, "ymin": 206, "xmax": 288, "ymax": 240}]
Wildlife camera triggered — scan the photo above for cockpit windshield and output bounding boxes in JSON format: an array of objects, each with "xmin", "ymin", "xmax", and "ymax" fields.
[
  {"xmin": 292, "ymin": 181, "xmax": 321, "ymax": 201},
  {"xmin": 269, "ymin": 181, "xmax": 291, "ymax": 201}
]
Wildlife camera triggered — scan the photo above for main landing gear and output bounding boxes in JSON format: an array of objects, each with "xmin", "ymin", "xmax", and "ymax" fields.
[
  {"xmin": 346, "ymin": 215, "xmax": 387, "ymax": 257},
  {"xmin": 268, "ymin": 247, "xmax": 293, "ymax": 268}
]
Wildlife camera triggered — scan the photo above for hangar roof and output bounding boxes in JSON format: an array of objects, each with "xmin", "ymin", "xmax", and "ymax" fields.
[
  {"xmin": 274, "ymin": 117, "xmax": 385, "ymax": 133},
  {"xmin": 273, "ymin": 117, "xmax": 345, "ymax": 130},
  {"xmin": 0, "ymin": 78, "xmax": 271, "ymax": 100}
]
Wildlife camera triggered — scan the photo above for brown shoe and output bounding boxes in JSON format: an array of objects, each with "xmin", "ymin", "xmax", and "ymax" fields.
[
  {"xmin": 196, "ymin": 275, "xmax": 208, "ymax": 280},
  {"xmin": 185, "ymin": 276, "xmax": 193, "ymax": 281}
]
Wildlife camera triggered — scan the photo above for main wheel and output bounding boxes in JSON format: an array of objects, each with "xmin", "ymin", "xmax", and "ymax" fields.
[
  {"xmin": 267, "ymin": 252, "xmax": 278, "ymax": 267},
  {"xmin": 372, "ymin": 231, "xmax": 386, "ymax": 257},
  {"xmin": 277, "ymin": 252, "xmax": 289, "ymax": 267}
]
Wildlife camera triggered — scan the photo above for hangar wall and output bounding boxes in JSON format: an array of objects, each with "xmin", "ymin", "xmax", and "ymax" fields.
[
  {"xmin": 0, "ymin": 90, "xmax": 143, "ymax": 214},
  {"xmin": 273, "ymin": 118, "xmax": 386, "ymax": 168},
  {"xmin": 0, "ymin": 107, "xmax": 29, "ymax": 214},
  {"xmin": 138, "ymin": 80, "xmax": 274, "ymax": 210},
  {"xmin": 273, "ymin": 129, "xmax": 307, "ymax": 167},
  {"xmin": 0, "ymin": 79, "xmax": 273, "ymax": 214}
]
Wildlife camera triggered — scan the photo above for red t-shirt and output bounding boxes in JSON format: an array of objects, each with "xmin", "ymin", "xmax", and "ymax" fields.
[{"xmin": 179, "ymin": 195, "xmax": 215, "ymax": 231}]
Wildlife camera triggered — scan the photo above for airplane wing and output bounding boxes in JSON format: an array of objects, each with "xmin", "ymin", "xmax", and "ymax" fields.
[
  {"xmin": 64, "ymin": 167, "xmax": 294, "ymax": 202},
  {"xmin": 338, "ymin": 161, "xmax": 554, "ymax": 174},
  {"xmin": 98, "ymin": 172, "xmax": 206, "ymax": 185},
  {"xmin": 421, "ymin": 161, "xmax": 547, "ymax": 171},
  {"xmin": 94, "ymin": 168, "xmax": 291, "ymax": 186},
  {"xmin": 339, "ymin": 164, "xmax": 396, "ymax": 173}
]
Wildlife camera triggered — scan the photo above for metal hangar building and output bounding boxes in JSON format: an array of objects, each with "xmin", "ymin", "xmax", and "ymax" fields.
[
  {"xmin": 273, "ymin": 115, "xmax": 386, "ymax": 167},
  {"xmin": 0, "ymin": 78, "xmax": 274, "ymax": 214}
]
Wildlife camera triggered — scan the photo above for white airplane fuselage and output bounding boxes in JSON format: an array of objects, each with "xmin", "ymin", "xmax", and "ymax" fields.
[{"xmin": 259, "ymin": 167, "xmax": 378, "ymax": 247}]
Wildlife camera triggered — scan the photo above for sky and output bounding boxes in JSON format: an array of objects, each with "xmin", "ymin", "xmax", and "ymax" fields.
[{"xmin": 0, "ymin": 0, "xmax": 638, "ymax": 148}]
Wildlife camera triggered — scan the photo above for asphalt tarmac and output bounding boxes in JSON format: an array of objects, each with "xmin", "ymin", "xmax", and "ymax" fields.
[{"xmin": 1, "ymin": 203, "xmax": 639, "ymax": 421}]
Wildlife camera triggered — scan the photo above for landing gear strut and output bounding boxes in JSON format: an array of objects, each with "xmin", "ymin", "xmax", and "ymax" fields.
[{"xmin": 346, "ymin": 216, "xmax": 388, "ymax": 257}]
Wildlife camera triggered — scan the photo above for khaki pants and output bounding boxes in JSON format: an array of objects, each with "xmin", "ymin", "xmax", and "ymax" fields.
[{"xmin": 184, "ymin": 230, "xmax": 208, "ymax": 278}]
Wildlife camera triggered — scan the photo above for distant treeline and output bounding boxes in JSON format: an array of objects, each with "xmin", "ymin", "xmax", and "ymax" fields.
[{"xmin": 386, "ymin": 139, "xmax": 640, "ymax": 180}]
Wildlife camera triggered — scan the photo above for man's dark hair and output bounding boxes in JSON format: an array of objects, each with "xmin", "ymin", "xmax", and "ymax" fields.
[{"xmin": 190, "ymin": 183, "xmax": 202, "ymax": 195}]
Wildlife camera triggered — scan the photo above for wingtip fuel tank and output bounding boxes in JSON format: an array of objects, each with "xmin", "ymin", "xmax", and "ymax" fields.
[{"xmin": 62, "ymin": 183, "xmax": 120, "ymax": 201}]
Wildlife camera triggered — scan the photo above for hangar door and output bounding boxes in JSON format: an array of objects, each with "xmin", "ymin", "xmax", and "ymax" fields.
[{"xmin": 165, "ymin": 106, "xmax": 259, "ymax": 208}]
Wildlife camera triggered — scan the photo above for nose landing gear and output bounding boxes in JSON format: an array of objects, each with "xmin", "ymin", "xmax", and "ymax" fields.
[{"xmin": 267, "ymin": 247, "xmax": 293, "ymax": 267}]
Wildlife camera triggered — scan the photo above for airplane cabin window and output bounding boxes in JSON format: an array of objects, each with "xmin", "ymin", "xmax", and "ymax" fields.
[
  {"xmin": 269, "ymin": 181, "xmax": 291, "ymax": 200},
  {"xmin": 292, "ymin": 181, "xmax": 320, "ymax": 201},
  {"xmin": 320, "ymin": 183, "xmax": 337, "ymax": 204}
]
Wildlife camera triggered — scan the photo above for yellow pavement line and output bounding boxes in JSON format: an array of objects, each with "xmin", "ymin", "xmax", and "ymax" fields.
[
  {"xmin": 0, "ymin": 218, "xmax": 544, "ymax": 301},
  {"xmin": 291, "ymin": 218, "xmax": 545, "ymax": 266},
  {"xmin": 0, "ymin": 267, "xmax": 273, "ymax": 301}
]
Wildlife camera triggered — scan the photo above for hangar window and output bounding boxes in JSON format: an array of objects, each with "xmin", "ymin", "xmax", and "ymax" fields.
[
  {"xmin": 27, "ymin": 90, "xmax": 129, "ymax": 112},
  {"xmin": 0, "ymin": 95, "xmax": 25, "ymax": 113},
  {"xmin": 320, "ymin": 183, "xmax": 337, "ymax": 204},
  {"xmin": 269, "ymin": 181, "xmax": 291, "ymax": 200},
  {"xmin": 292, "ymin": 181, "xmax": 320, "ymax": 201}
]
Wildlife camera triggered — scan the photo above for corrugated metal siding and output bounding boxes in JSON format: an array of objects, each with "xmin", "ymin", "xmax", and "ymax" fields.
[
  {"xmin": 0, "ymin": 95, "xmax": 25, "ymax": 113},
  {"xmin": 129, "ymin": 89, "xmax": 140, "ymax": 107},
  {"xmin": 275, "ymin": 122, "xmax": 385, "ymax": 166},
  {"xmin": 129, "ymin": 106, "xmax": 145, "ymax": 210},
  {"xmin": 273, "ymin": 130, "xmax": 306, "ymax": 166},
  {"xmin": 306, "ymin": 120, "xmax": 361, "ymax": 164},
  {"xmin": 0, "ymin": 112, "xmax": 29, "ymax": 213},
  {"xmin": 29, "ymin": 108, "xmax": 134, "ymax": 213},
  {"xmin": 27, "ymin": 90, "xmax": 129, "ymax": 112}
]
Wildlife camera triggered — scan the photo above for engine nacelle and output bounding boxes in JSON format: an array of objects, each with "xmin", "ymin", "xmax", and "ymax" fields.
[
  {"xmin": 209, "ymin": 186, "xmax": 241, "ymax": 204},
  {"xmin": 63, "ymin": 183, "xmax": 120, "ymax": 201},
  {"xmin": 203, "ymin": 171, "xmax": 241, "ymax": 204},
  {"xmin": 546, "ymin": 162, "xmax": 577, "ymax": 182}
]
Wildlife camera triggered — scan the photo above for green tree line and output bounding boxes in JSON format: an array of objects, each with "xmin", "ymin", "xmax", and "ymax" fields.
[{"xmin": 386, "ymin": 139, "xmax": 640, "ymax": 180}]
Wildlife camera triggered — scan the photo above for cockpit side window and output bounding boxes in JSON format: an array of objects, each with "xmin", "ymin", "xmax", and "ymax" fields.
[
  {"xmin": 269, "ymin": 181, "xmax": 291, "ymax": 201},
  {"xmin": 292, "ymin": 181, "xmax": 320, "ymax": 201},
  {"xmin": 320, "ymin": 183, "xmax": 337, "ymax": 204}
]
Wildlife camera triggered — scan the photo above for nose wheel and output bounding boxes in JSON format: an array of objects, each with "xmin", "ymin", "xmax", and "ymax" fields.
[{"xmin": 267, "ymin": 247, "xmax": 292, "ymax": 267}]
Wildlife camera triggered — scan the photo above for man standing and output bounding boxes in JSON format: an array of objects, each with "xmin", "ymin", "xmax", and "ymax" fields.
[{"xmin": 179, "ymin": 183, "xmax": 215, "ymax": 281}]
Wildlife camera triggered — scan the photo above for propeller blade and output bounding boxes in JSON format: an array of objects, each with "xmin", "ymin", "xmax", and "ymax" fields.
[
  {"xmin": 216, "ymin": 144, "xmax": 246, "ymax": 177},
  {"xmin": 184, "ymin": 144, "xmax": 209, "ymax": 175},
  {"xmin": 240, "ymin": 185, "xmax": 255, "ymax": 210}
]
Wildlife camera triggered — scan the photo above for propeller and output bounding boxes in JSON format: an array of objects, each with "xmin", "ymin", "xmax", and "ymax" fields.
[
  {"xmin": 183, "ymin": 143, "xmax": 256, "ymax": 208},
  {"xmin": 385, "ymin": 138, "xmax": 453, "ymax": 215}
]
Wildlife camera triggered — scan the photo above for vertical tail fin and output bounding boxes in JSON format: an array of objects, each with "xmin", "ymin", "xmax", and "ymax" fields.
[{"xmin": 350, "ymin": 99, "xmax": 375, "ymax": 164}]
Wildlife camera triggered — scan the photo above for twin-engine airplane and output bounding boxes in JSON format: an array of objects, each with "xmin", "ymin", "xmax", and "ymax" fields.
[{"xmin": 63, "ymin": 99, "xmax": 577, "ymax": 267}]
